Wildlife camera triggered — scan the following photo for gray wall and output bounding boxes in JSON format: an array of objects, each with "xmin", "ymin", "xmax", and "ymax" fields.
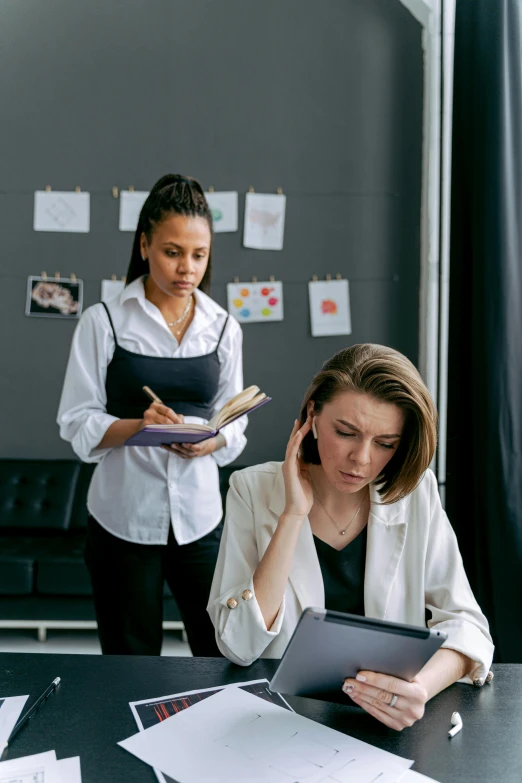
[{"xmin": 0, "ymin": 0, "xmax": 422, "ymax": 466}]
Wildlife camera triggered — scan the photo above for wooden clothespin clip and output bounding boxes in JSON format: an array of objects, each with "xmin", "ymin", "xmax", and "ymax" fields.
[
  {"xmin": 44, "ymin": 186, "xmax": 52, "ymax": 192},
  {"xmin": 70, "ymin": 273, "xmax": 77, "ymax": 283},
  {"xmin": 248, "ymin": 186, "xmax": 255, "ymax": 193},
  {"xmin": 276, "ymin": 187, "xmax": 283, "ymax": 195},
  {"xmin": 41, "ymin": 271, "xmax": 48, "ymax": 280},
  {"xmin": 208, "ymin": 185, "xmax": 215, "ymax": 193},
  {"xmin": 111, "ymin": 274, "xmax": 117, "ymax": 281},
  {"xmin": 112, "ymin": 186, "xmax": 119, "ymax": 199},
  {"xmin": 128, "ymin": 185, "xmax": 135, "ymax": 193},
  {"xmin": 54, "ymin": 272, "xmax": 60, "ymax": 280},
  {"xmin": 233, "ymin": 276, "xmax": 239, "ymax": 284},
  {"xmin": 75, "ymin": 186, "xmax": 81, "ymax": 193},
  {"xmin": 121, "ymin": 275, "xmax": 127, "ymax": 283},
  {"xmin": 269, "ymin": 275, "xmax": 275, "ymax": 282},
  {"xmin": 312, "ymin": 275, "xmax": 318, "ymax": 282},
  {"xmin": 325, "ymin": 273, "xmax": 332, "ymax": 281},
  {"xmin": 335, "ymin": 273, "xmax": 342, "ymax": 280},
  {"xmin": 252, "ymin": 276, "xmax": 257, "ymax": 283}
]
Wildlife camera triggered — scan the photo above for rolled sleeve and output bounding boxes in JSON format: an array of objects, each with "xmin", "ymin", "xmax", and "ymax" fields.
[
  {"xmin": 57, "ymin": 305, "xmax": 117, "ymax": 463},
  {"xmin": 211, "ymin": 317, "xmax": 248, "ymax": 467},
  {"xmin": 208, "ymin": 471, "xmax": 284, "ymax": 665},
  {"xmin": 425, "ymin": 472, "xmax": 494, "ymax": 683}
]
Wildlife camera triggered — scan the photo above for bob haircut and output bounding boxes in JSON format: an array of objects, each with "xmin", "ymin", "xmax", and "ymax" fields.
[{"xmin": 299, "ymin": 344, "xmax": 438, "ymax": 504}]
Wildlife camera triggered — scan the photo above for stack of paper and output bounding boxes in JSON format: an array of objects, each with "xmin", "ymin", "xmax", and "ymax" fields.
[
  {"xmin": 0, "ymin": 750, "xmax": 81, "ymax": 782},
  {"xmin": 120, "ymin": 684, "xmax": 414, "ymax": 783}
]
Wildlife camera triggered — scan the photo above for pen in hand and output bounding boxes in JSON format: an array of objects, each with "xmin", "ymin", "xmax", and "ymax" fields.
[
  {"xmin": 1, "ymin": 677, "xmax": 61, "ymax": 758},
  {"xmin": 142, "ymin": 385, "xmax": 163, "ymax": 405}
]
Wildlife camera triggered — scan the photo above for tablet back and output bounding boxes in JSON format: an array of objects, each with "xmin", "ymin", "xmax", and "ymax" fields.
[{"xmin": 270, "ymin": 608, "xmax": 447, "ymax": 699}]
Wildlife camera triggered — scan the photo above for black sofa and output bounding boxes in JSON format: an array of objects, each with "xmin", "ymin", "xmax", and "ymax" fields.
[{"xmin": 0, "ymin": 459, "xmax": 238, "ymax": 640}]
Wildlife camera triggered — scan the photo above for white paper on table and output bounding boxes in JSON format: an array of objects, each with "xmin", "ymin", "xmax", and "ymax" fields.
[
  {"xmin": 101, "ymin": 279, "xmax": 125, "ymax": 302},
  {"xmin": 0, "ymin": 695, "xmax": 29, "ymax": 753},
  {"xmin": 56, "ymin": 756, "xmax": 82, "ymax": 783},
  {"xmin": 227, "ymin": 281, "xmax": 284, "ymax": 323},
  {"xmin": 0, "ymin": 750, "xmax": 60, "ymax": 783},
  {"xmin": 309, "ymin": 279, "xmax": 352, "ymax": 337},
  {"xmin": 206, "ymin": 192, "xmax": 238, "ymax": 233},
  {"xmin": 120, "ymin": 686, "xmax": 412, "ymax": 783},
  {"xmin": 243, "ymin": 193, "xmax": 286, "ymax": 250},
  {"xmin": 130, "ymin": 678, "xmax": 293, "ymax": 783},
  {"xmin": 34, "ymin": 191, "xmax": 90, "ymax": 233},
  {"xmin": 119, "ymin": 190, "xmax": 149, "ymax": 232}
]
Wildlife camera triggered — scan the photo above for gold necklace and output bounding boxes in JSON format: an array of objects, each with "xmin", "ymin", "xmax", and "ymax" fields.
[{"xmin": 310, "ymin": 477, "xmax": 366, "ymax": 536}]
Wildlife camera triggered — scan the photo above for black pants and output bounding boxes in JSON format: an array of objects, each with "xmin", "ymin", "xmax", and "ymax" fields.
[{"xmin": 85, "ymin": 516, "xmax": 222, "ymax": 657}]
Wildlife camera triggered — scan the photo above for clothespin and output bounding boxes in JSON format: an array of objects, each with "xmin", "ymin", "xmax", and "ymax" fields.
[
  {"xmin": 269, "ymin": 275, "xmax": 275, "ymax": 282},
  {"xmin": 312, "ymin": 275, "xmax": 318, "ymax": 282},
  {"xmin": 128, "ymin": 185, "xmax": 135, "ymax": 193},
  {"xmin": 121, "ymin": 275, "xmax": 127, "ymax": 283},
  {"xmin": 335, "ymin": 273, "xmax": 342, "ymax": 280},
  {"xmin": 54, "ymin": 272, "xmax": 60, "ymax": 280},
  {"xmin": 111, "ymin": 274, "xmax": 117, "ymax": 281},
  {"xmin": 112, "ymin": 186, "xmax": 119, "ymax": 199},
  {"xmin": 44, "ymin": 186, "xmax": 51, "ymax": 192},
  {"xmin": 70, "ymin": 273, "xmax": 77, "ymax": 283},
  {"xmin": 276, "ymin": 187, "xmax": 283, "ymax": 195},
  {"xmin": 74, "ymin": 186, "xmax": 81, "ymax": 193},
  {"xmin": 252, "ymin": 276, "xmax": 257, "ymax": 283},
  {"xmin": 248, "ymin": 186, "xmax": 255, "ymax": 193},
  {"xmin": 41, "ymin": 271, "xmax": 48, "ymax": 280},
  {"xmin": 233, "ymin": 276, "xmax": 239, "ymax": 284},
  {"xmin": 325, "ymin": 273, "xmax": 332, "ymax": 281},
  {"xmin": 208, "ymin": 185, "xmax": 214, "ymax": 193}
]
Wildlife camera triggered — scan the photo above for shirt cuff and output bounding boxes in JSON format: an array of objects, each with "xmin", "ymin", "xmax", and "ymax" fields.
[
  {"xmin": 211, "ymin": 576, "xmax": 285, "ymax": 666},
  {"xmin": 434, "ymin": 618, "xmax": 494, "ymax": 684},
  {"xmin": 212, "ymin": 421, "xmax": 247, "ymax": 467},
  {"xmin": 71, "ymin": 412, "xmax": 119, "ymax": 463}
]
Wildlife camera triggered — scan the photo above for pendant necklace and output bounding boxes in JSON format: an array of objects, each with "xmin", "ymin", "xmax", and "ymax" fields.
[{"xmin": 310, "ymin": 477, "xmax": 366, "ymax": 536}]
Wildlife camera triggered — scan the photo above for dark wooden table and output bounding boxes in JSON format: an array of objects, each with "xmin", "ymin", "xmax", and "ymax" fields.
[{"xmin": 0, "ymin": 654, "xmax": 518, "ymax": 782}]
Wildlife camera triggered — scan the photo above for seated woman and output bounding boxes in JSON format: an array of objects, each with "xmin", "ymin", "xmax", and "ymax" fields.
[{"xmin": 208, "ymin": 344, "xmax": 493, "ymax": 730}]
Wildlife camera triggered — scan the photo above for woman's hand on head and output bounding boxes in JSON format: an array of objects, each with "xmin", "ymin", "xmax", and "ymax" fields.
[
  {"xmin": 142, "ymin": 402, "xmax": 184, "ymax": 428},
  {"xmin": 341, "ymin": 671, "xmax": 428, "ymax": 731},
  {"xmin": 281, "ymin": 416, "xmax": 314, "ymax": 520}
]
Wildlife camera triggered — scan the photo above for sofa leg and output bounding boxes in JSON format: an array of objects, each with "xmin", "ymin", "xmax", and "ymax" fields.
[{"xmin": 37, "ymin": 627, "xmax": 47, "ymax": 643}]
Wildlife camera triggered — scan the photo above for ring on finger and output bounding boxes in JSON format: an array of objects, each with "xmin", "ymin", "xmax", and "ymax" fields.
[{"xmin": 389, "ymin": 693, "xmax": 399, "ymax": 709}]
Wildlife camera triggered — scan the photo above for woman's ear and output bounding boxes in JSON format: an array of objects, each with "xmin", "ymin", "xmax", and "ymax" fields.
[{"xmin": 140, "ymin": 232, "xmax": 148, "ymax": 261}]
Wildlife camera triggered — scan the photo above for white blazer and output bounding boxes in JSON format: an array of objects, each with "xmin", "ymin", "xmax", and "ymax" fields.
[{"xmin": 208, "ymin": 462, "xmax": 493, "ymax": 683}]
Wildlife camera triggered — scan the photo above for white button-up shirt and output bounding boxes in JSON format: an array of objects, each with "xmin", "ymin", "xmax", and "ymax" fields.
[{"xmin": 57, "ymin": 277, "xmax": 247, "ymax": 545}]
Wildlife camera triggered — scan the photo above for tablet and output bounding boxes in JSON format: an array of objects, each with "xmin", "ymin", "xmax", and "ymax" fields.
[{"xmin": 269, "ymin": 608, "xmax": 447, "ymax": 699}]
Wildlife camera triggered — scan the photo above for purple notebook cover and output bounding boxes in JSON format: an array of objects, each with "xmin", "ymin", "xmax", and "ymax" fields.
[{"xmin": 124, "ymin": 397, "xmax": 271, "ymax": 447}]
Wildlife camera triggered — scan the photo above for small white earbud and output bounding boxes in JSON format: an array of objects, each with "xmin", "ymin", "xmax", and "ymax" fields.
[
  {"xmin": 312, "ymin": 417, "xmax": 318, "ymax": 439},
  {"xmin": 448, "ymin": 711, "xmax": 463, "ymax": 738}
]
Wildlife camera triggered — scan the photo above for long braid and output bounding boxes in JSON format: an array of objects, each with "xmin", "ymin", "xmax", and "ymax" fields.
[{"xmin": 126, "ymin": 174, "xmax": 213, "ymax": 293}]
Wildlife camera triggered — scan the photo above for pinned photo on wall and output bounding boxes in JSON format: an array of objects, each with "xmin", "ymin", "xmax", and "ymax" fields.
[
  {"xmin": 243, "ymin": 192, "xmax": 286, "ymax": 250},
  {"xmin": 205, "ymin": 191, "xmax": 238, "ymax": 233},
  {"xmin": 34, "ymin": 190, "xmax": 90, "ymax": 232},
  {"xmin": 26, "ymin": 275, "xmax": 83, "ymax": 319},
  {"xmin": 309, "ymin": 278, "xmax": 351, "ymax": 337},
  {"xmin": 119, "ymin": 190, "xmax": 149, "ymax": 231},
  {"xmin": 227, "ymin": 280, "xmax": 284, "ymax": 323},
  {"xmin": 101, "ymin": 278, "xmax": 126, "ymax": 302}
]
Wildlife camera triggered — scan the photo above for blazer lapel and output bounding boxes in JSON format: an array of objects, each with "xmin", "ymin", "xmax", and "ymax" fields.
[
  {"xmin": 364, "ymin": 485, "xmax": 409, "ymax": 620},
  {"xmin": 268, "ymin": 468, "xmax": 324, "ymax": 611}
]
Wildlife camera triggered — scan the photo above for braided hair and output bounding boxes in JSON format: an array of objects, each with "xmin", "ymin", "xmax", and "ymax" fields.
[{"xmin": 126, "ymin": 174, "xmax": 213, "ymax": 293}]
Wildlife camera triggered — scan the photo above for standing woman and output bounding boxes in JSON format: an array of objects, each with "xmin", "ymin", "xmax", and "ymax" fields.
[{"xmin": 58, "ymin": 174, "xmax": 247, "ymax": 656}]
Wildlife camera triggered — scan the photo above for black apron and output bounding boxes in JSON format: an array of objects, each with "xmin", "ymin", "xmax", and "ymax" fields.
[{"xmin": 101, "ymin": 302, "xmax": 228, "ymax": 420}]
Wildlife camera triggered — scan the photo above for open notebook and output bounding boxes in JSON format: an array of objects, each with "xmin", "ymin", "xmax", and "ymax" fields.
[{"xmin": 125, "ymin": 385, "xmax": 271, "ymax": 446}]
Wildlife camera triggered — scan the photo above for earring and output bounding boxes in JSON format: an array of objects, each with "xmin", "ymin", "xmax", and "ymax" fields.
[{"xmin": 312, "ymin": 418, "xmax": 318, "ymax": 439}]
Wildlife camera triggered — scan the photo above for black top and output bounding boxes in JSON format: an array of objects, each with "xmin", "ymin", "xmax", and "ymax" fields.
[
  {"xmin": 101, "ymin": 302, "xmax": 228, "ymax": 420},
  {"xmin": 314, "ymin": 526, "xmax": 367, "ymax": 615}
]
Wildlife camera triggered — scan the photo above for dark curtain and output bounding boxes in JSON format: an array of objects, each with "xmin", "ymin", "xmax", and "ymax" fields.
[{"xmin": 446, "ymin": 0, "xmax": 522, "ymax": 662}]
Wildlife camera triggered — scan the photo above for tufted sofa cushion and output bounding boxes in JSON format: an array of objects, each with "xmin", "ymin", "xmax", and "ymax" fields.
[{"xmin": 0, "ymin": 460, "xmax": 81, "ymax": 532}]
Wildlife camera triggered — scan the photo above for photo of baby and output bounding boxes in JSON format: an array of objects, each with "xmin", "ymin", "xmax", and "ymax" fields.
[{"xmin": 26, "ymin": 276, "xmax": 83, "ymax": 318}]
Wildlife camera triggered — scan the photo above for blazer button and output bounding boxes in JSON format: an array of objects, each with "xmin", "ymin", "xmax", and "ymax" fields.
[
  {"xmin": 473, "ymin": 677, "xmax": 485, "ymax": 687},
  {"xmin": 226, "ymin": 597, "xmax": 238, "ymax": 610},
  {"xmin": 486, "ymin": 670, "xmax": 494, "ymax": 683},
  {"xmin": 242, "ymin": 589, "xmax": 253, "ymax": 601}
]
